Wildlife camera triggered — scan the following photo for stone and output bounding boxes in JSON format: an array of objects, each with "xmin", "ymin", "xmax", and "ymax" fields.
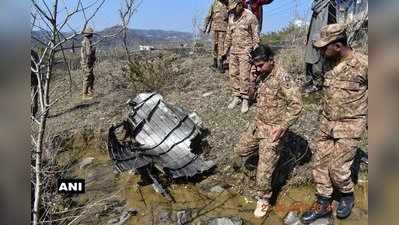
[
  {"xmin": 107, "ymin": 218, "xmax": 119, "ymax": 224},
  {"xmin": 205, "ymin": 216, "xmax": 249, "ymax": 225},
  {"xmin": 177, "ymin": 209, "xmax": 191, "ymax": 225},
  {"xmin": 203, "ymin": 92, "xmax": 213, "ymax": 97},
  {"xmin": 209, "ymin": 185, "xmax": 225, "ymax": 193},
  {"xmin": 309, "ymin": 218, "xmax": 331, "ymax": 225},
  {"xmin": 79, "ymin": 157, "xmax": 95, "ymax": 169},
  {"xmin": 107, "ymin": 207, "xmax": 138, "ymax": 225},
  {"xmin": 284, "ymin": 211, "xmax": 301, "ymax": 225},
  {"xmin": 157, "ymin": 210, "xmax": 172, "ymax": 224}
]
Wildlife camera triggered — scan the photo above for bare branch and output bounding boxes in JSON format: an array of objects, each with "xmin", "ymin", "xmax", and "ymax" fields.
[
  {"xmin": 82, "ymin": 0, "xmax": 106, "ymax": 31},
  {"xmin": 32, "ymin": 0, "xmax": 53, "ymax": 22},
  {"xmin": 41, "ymin": 0, "xmax": 54, "ymax": 20}
]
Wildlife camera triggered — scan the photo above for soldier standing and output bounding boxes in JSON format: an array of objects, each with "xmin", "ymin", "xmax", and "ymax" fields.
[
  {"xmin": 222, "ymin": 0, "xmax": 260, "ymax": 113},
  {"xmin": 233, "ymin": 45, "xmax": 302, "ymax": 218},
  {"xmin": 81, "ymin": 27, "xmax": 96, "ymax": 99},
  {"xmin": 301, "ymin": 24, "xmax": 368, "ymax": 223},
  {"xmin": 303, "ymin": 0, "xmax": 337, "ymax": 93},
  {"xmin": 242, "ymin": 0, "xmax": 274, "ymax": 33},
  {"xmin": 203, "ymin": 0, "xmax": 229, "ymax": 73}
]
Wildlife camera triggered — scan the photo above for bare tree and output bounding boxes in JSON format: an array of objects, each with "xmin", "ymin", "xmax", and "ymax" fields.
[
  {"xmin": 30, "ymin": 0, "xmax": 119, "ymax": 224},
  {"xmin": 119, "ymin": 0, "xmax": 141, "ymax": 64}
]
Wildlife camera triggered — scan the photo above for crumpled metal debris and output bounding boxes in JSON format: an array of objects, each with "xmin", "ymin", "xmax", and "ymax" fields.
[{"xmin": 108, "ymin": 93, "xmax": 215, "ymax": 179}]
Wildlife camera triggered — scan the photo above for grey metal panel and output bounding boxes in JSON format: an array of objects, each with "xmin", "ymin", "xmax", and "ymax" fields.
[{"xmin": 108, "ymin": 93, "xmax": 215, "ymax": 179}]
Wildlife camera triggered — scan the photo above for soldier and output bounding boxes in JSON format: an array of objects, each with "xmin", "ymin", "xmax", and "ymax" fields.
[
  {"xmin": 233, "ymin": 45, "xmax": 302, "ymax": 218},
  {"xmin": 301, "ymin": 24, "xmax": 368, "ymax": 224},
  {"xmin": 81, "ymin": 26, "xmax": 96, "ymax": 99},
  {"xmin": 203, "ymin": 0, "xmax": 229, "ymax": 73},
  {"xmin": 222, "ymin": 0, "xmax": 260, "ymax": 113},
  {"xmin": 303, "ymin": 0, "xmax": 337, "ymax": 93},
  {"xmin": 242, "ymin": 0, "xmax": 274, "ymax": 33}
]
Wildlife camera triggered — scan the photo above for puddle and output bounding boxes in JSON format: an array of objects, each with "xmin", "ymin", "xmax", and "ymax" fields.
[
  {"xmin": 117, "ymin": 173, "xmax": 368, "ymax": 225},
  {"xmin": 61, "ymin": 134, "xmax": 368, "ymax": 225}
]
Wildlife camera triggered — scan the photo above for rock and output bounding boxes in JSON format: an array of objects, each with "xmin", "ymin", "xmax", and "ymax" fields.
[
  {"xmin": 177, "ymin": 209, "xmax": 191, "ymax": 225},
  {"xmin": 209, "ymin": 185, "xmax": 225, "ymax": 193},
  {"xmin": 202, "ymin": 92, "xmax": 213, "ymax": 97},
  {"xmin": 79, "ymin": 157, "xmax": 95, "ymax": 169},
  {"xmin": 157, "ymin": 210, "xmax": 172, "ymax": 224},
  {"xmin": 205, "ymin": 216, "xmax": 249, "ymax": 225},
  {"xmin": 309, "ymin": 218, "xmax": 331, "ymax": 225},
  {"xmin": 107, "ymin": 218, "xmax": 119, "ymax": 224},
  {"xmin": 107, "ymin": 207, "xmax": 138, "ymax": 225},
  {"xmin": 118, "ymin": 208, "xmax": 138, "ymax": 224},
  {"xmin": 284, "ymin": 211, "xmax": 301, "ymax": 225}
]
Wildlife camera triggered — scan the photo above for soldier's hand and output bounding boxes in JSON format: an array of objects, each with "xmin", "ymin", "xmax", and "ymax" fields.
[{"xmin": 271, "ymin": 127, "xmax": 286, "ymax": 142}]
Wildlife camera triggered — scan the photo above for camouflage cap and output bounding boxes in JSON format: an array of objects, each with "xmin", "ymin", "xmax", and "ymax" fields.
[
  {"xmin": 228, "ymin": 0, "xmax": 241, "ymax": 11},
  {"xmin": 83, "ymin": 27, "xmax": 94, "ymax": 36},
  {"xmin": 313, "ymin": 23, "xmax": 347, "ymax": 48}
]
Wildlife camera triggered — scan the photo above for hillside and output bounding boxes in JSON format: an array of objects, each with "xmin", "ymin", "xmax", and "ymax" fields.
[
  {"xmin": 41, "ymin": 47, "xmax": 368, "ymax": 225},
  {"xmin": 31, "ymin": 25, "xmax": 193, "ymax": 49}
]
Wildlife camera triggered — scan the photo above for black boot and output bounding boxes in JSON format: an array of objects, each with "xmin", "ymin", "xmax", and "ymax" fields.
[
  {"xmin": 210, "ymin": 58, "xmax": 218, "ymax": 70},
  {"xmin": 301, "ymin": 195, "xmax": 332, "ymax": 224},
  {"xmin": 336, "ymin": 192, "xmax": 355, "ymax": 219},
  {"xmin": 231, "ymin": 156, "xmax": 244, "ymax": 171},
  {"xmin": 218, "ymin": 58, "xmax": 225, "ymax": 73}
]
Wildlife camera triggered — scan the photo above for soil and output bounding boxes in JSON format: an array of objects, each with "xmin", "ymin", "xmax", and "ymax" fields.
[{"xmin": 45, "ymin": 50, "xmax": 368, "ymax": 225}]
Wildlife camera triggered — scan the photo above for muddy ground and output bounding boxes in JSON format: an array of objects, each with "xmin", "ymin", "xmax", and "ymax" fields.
[{"xmin": 44, "ymin": 49, "xmax": 368, "ymax": 225}]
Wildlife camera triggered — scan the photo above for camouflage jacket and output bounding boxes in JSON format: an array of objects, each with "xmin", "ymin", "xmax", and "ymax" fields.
[
  {"xmin": 81, "ymin": 37, "xmax": 96, "ymax": 67},
  {"xmin": 254, "ymin": 64, "xmax": 302, "ymax": 136},
  {"xmin": 320, "ymin": 51, "xmax": 368, "ymax": 138},
  {"xmin": 204, "ymin": 0, "xmax": 229, "ymax": 32},
  {"xmin": 224, "ymin": 9, "xmax": 260, "ymax": 55}
]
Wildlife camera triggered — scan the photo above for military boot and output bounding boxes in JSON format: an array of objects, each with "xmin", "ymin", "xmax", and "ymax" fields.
[
  {"xmin": 301, "ymin": 195, "xmax": 332, "ymax": 224},
  {"xmin": 210, "ymin": 57, "xmax": 218, "ymax": 70},
  {"xmin": 336, "ymin": 192, "xmax": 355, "ymax": 219},
  {"xmin": 82, "ymin": 85, "xmax": 93, "ymax": 100},
  {"xmin": 231, "ymin": 156, "xmax": 244, "ymax": 171},
  {"xmin": 218, "ymin": 58, "xmax": 225, "ymax": 73},
  {"xmin": 228, "ymin": 96, "xmax": 241, "ymax": 109},
  {"xmin": 241, "ymin": 99, "xmax": 249, "ymax": 113}
]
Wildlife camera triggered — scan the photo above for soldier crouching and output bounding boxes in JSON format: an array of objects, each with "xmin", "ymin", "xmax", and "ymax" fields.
[
  {"xmin": 301, "ymin": 24, "xmax": 368, "ymax": 224},
  {"xmin": 233, "ymin": 45, "xmax": 303, "ymax": 218}
]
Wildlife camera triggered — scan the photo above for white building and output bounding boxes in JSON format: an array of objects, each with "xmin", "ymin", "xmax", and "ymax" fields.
[{"xmin": 139, "ymin": 45, "xmax": 154, "ymax": 51}]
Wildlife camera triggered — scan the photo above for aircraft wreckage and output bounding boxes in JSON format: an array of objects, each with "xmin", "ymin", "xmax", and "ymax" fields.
[{"xmin": 107, "ymin": 93, "xmax": 215, "ymax": 201}]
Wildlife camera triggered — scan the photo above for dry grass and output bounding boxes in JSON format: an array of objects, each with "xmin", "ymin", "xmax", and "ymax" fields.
[{"xmin": 44, "ymin": 43, "xmax": 367, "ymax": 219}]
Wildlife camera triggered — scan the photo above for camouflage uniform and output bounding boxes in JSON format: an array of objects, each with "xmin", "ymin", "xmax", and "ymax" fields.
[
  {"xmin": 313, "ymin": 51, "xmax": 368, "ymax": 198},
  {"xmin": 204, "ymin": 0, "xmax": 229, "ymax": 60},
  {"xmin": 225, "ymin": 9, "xmax": 260, "ymax": 100},
  {"xmin": 234, "ymin": 63, "xmax": 302, "ymax": 199},
  {"xmin": 81, "ymin": 28, "xmax": 96, "ymax": 95}
]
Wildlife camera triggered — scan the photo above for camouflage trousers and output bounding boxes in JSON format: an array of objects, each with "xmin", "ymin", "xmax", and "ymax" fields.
[
  {"xmin": 229, "ymin": 53, "xmax": 251, "ymax": 100},
  {"xmin": 81, "ymin": 64, "xmax": 95, "ymax": 93},
  {"xmin": 212, "ymin": 31, "xmax": 226, "ymax": 59},
  {"xmin": 234, "ymin": 123, "xmax": 281, "ymax": 199},
  {"xmin": 312, "ymin": 122, "xmax": 360, "ymax": 197}
]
